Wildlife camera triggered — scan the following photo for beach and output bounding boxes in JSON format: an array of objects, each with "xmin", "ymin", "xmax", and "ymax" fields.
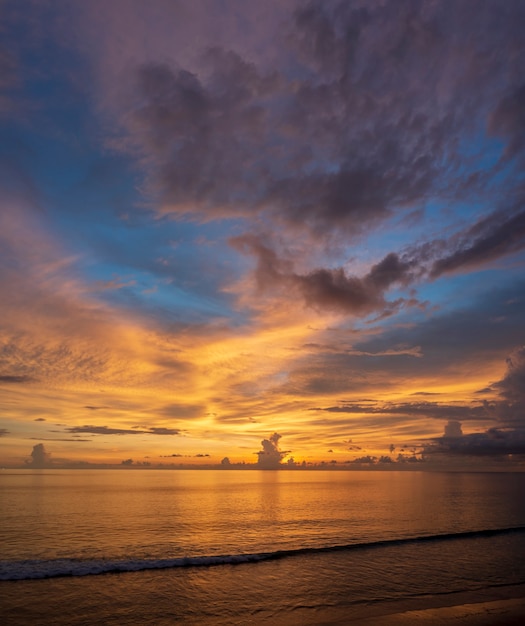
[
  {"xmin": 2, "ymin": 564, "xmax": 525, "ymax": 625},
  {"xmin": 357, "ymin": 597, "xmax": 525, "ymax": 626}
]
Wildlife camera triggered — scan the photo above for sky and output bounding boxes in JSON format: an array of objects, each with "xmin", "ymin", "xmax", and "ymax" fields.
[{"xmin": 1, "ymin": 0, "xmax": 525, "ymax": 469}]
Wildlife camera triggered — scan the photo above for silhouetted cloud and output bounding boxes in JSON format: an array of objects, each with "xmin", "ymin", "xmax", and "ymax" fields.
[
  {"xmin": 256, "ymin": 432, "xmax": 290, "ymax": 469},
  {"xmin": 148, "ymin": 427, "xmax": 181, "ymax": 435},
  {"xmin": 318, "ymin": 401, "xmax": 488, "ymax": 422},
  {"xmin": 29, "ymin": 437, "xmax": 92, "ymax": 442},
  {"xmin": 27, "ymin": 443, "xmax": 50, "ymax": 468},
  {"xmin": 444, "ymin": 420, "xmax": 463, "ymax": 438},
  {"xmin": 66, "ymin": 425, "xmax": 179, "ymax": 436},
  {"xmin": 427, "ymin": 424, "xmax": 525, "ymax": 458},
  {"xmin": 352, "ymin": 455, "xmax": 376, "ymax": 464},
  {"xmin": 0, "ymin": 428, "xmax": 9, "ymax": 437},
  {"xmin": 157, "ymin": 403, "xmax": 204, "ymax": 419},
  {"xmin": 0, "ymin": 375, "xmax": 32, "ymax": 383},
  {"xmin": 486, "ymin": 345, "xmax": 525, "ymax": 428}
]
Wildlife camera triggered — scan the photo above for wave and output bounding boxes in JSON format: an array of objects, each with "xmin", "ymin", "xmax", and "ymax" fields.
[{"xmin": 2, "ymin": 526, "xmax": 525, "ymax": 581}]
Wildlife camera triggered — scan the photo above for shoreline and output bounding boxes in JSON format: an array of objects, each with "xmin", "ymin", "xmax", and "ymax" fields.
[
  {"xmin": 355, "ymin": 597, "xmax": 525, "ymax": 625},
  {"xmin": 2, "ymin": 578, "xmax": 525, "ymax": 625}
]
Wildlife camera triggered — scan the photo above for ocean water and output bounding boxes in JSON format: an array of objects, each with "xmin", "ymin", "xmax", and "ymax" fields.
[{"xmin": 1, "ymin": 469, "xmax": 525, "ymax": 624}]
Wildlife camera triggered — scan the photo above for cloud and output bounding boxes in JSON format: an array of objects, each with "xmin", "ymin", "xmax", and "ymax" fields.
[
  {"xmin": 27, "ymin": 443, "xmax": 50, "ymax": 468},
  {"xmin": 444, "ymin": 420, "xmax": 463, "ymax": 438},
  {"xmin": 157, "ymin": 403, "xmax": 204, "ymax": 419},
  {"xmin": 0, "ymin": 375, "xmax": 33, "ymax": 383},
  {"xmin": 233, "ymin": 235, "xmax": 419, "ymax": 316},
  {"xmin": 148, "ymin": 427, "xmax": 180, "ymax": 436},
  {"xmin": 489, "ymin": 83, "xmax": 525, "ymax": 158},
  {"xmin": 0, "ymin": 34, "xmax": 19, "ymax": 115},
  {"xmin": 0, "ymin": 428, "xmax": 9, "ymax": 437},
  {"xmin": 429, "ymin": 209, "xmax": 525, "ymax": 279},
  {"xmin": 93, "ymin": 0, "xmax": 525, "ymax": 329},
  {"xmin": 256, "ymin": 432, "xmax": 290, "ymax": 468},
  {"xmin": 427, "ymin": 424, "xmax": 525, "ymax": 458},
  {"xmin": 486, "ymin": 345, "xmax": 525, "ymax": 428},
  {"xmin": 66, "ymin": 425, "xmax": 179, "ymax": 436},
  {"xmin": 318, "ymin": 401, "xmax": 488, "ymax": 422},
  {"xmin": 496, "ymin": 346, "xmax": 525, "ymax": 407},
  {"xmin": 29, "ymin": 437, "xmax": 92, "ymax": 442},
  {"xmin": 352, "ymin": 456, "xmax": 377, "ymax": 464},
  {"xmin": 97, "ymin": 0, "xmax": 521, "ymax": 243}
]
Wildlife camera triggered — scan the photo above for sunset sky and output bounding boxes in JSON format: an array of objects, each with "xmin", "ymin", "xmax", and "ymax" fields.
[{"xmin": 1, "ymin": 0, "xmax": 524, "ymax": 469}]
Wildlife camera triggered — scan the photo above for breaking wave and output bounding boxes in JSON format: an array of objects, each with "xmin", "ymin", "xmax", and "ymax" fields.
[{"xmin": 2, "ymin": 526, "xmax": 525, "ymax": 581}]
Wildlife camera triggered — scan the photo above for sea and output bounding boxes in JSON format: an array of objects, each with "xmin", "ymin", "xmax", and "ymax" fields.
[{"xmin": 1, "ymin": 469, "xmax": 525, "ymax": 625}]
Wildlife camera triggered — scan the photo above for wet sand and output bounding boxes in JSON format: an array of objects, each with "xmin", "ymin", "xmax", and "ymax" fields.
[{"xmin": 354, "ymin": 597, "xmax": 525, "ymax": 625}]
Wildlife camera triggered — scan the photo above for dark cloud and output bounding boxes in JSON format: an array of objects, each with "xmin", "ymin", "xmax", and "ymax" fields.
[
  {"xmin": 29, "ymin": 437, "xmax": 92, "ymax": 442},
  {"xmin": 116, "ymin": 0, "xmax": 525, "ymax": 243},
  {"xmin": 318, "ymin": 401, "xmax": 489, "ymax": 422},
  {"xmin": 27, "ymin": 443, "xmax": 50, "ymax": 468},
  {"xmin": 0, "ymin": 428, "xmax": 9, "ymax": 437},
  {"xmin": 427, "ymin": 425, "xmax": 525, "ymax": 458},
  {"xmin": 489, "ymin": 83, "xmax": 525, "ymax": 158},
  {"xmin": 256, "ymin": 432, "xmax": 290, "ymax": 469},
  {"xmin": 0, "ymin": 374, "xmax": 33, "ymax": 383},
  {"xmin": 233, "ymin": 201, "xmax": 525, "ymax": 314},
  {"xmin": 352, "ymin": 455, "xmax": 376, "ymax": 464},
  {"xmin": 158, "ymin": 403, "xmax": 204, "ymax": 419},
  {"xmin": 487, "ymin": 346, "xmax": 525, "ymax": 428},
  {"xmin": 233, "ymin": 235, "xmax": 418, "ymax": 315},
  {"xmin": 429, "ymin": 209, "xmax": 525, "ymax": 279},
  {"xmin": 148, "ymin": 427, "xmax": 180, "ymax": 436},
  {"xmin": 496, "ymin": 346, "xmax": 525, "ymax": 407},
  {"xmin": 444, "ymin": 420, "xmax": 463, "ymax": 438},
  {"xmin": 34, "ymin": 417, "xmax": 46, "ymax": 421},
  {"xmin": 66, "ymin": 425, "xmax": 179, "ymax": 436}
]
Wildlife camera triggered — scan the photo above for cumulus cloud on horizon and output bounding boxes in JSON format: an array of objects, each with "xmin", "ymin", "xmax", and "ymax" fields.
[{"xmin": 256, "ymin": 433, "xmax": 291, "ymax": 469}]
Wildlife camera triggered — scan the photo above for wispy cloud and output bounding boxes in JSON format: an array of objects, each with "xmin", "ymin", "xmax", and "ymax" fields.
[{"xmin": 66, "ymin": 425, "xmax": 180, "ymax": 436}]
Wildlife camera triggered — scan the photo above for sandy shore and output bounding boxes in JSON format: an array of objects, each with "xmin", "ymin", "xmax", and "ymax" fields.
[{"xmin": 355, "ymin": 597, "xmax": 525, "ymax": 625}]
